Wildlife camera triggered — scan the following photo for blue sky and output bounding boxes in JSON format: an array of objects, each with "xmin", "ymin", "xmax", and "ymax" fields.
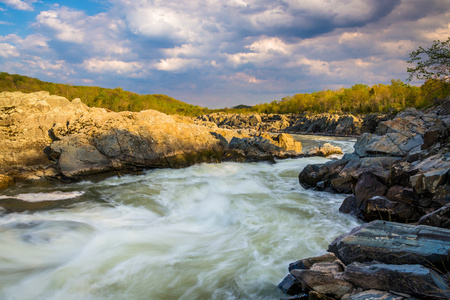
[{"xmin": 0, "ymin": 0, "xmax": 449, "ymax": 108}]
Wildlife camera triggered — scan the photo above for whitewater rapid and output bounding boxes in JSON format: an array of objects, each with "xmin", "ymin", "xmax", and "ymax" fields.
[{"xmin": 0, "ymin": 135, "xmax": 360, "ymax": 299}]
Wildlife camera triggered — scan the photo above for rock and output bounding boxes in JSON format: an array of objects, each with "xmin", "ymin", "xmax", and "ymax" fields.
[
  {"xmin": 344, "ymin": 262, "xmax": 450, "ymax": 299},
  {"xmin": 339, "ymin": 196, "xmax": 360, "ymax": 217},
  {"xmin": 280, "ymin": 294, "xmax": 308, "ymax": 300},
  {"xmin": 349, "ymin": 289, "xmax": 407, "ymax": 300},
  {"xmin": 328, "ymin": 220, "xmax": 450, "ymax": 272},
  {"xmin": 289, "ymin": 253, "xmax": 340, "ymax": 272},
  {"xmin": 363, "ymin": 196, "xmax": 420, "ymax": 223},
  {"xmin": 291, "ymin": 266, "xmax": 354, "ymax": 299},
  {"xmin": 307, "ymin": 291, "xmax": 338, "ymax": 300},
  {"xmin": 278, "ymin": 274, "xmax": 304, "ymax": 295},
  {"xmin": 290, "ymin": 253, "xmax": 353, "ymax": 299},
  {"xmin": 286, "ymin": 113, "xmax": 363, "ymax": 136},
  {"xmin": 0, "ymin": 191, "xmax": 85, "ymax": 212},
  {"xmin": 298, "ymin": 159, "xmax": 350, "ymax": 190},
  {"xmin": 304, "ymin": 143, "xmax": 343, "ymax": 157},
  {"xmin": 354, "ymin": 172, "xmax": 386, "ymax": 204},
  {"xmin": 273, "ymin": 133, "xmax": 302, "ymax": 153},
  {"xmin": 0, "ymin": 91, "xmax": 88, "ymax": 171},
  {"xmin": 418, "ymin": 203, "xmax": 450, "ymax": 228}
]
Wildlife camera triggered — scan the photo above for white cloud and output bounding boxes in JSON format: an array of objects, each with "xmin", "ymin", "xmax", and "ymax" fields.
[
  {"xmin": 35, "ymin": 9, "xmax": 85, "ymax": 43},
  {"xmin": 82, "ymin": 58, "xmax": 144, "ymax": 74},
  {"xmin": 0, "ymin": 43, "xmax": 19, "ymax": 57},
  {"xmin": 154, "ymin": 58, "xmax": 202, "ymax": 72},
  {"xmin": 0, "ymin": 0, "xmax": 36, "ymax": 11}
]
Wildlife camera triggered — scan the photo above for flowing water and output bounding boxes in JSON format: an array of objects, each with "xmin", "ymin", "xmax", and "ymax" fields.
[{"xmin": 0, "ymin": 135, "xmax": 360, "ymax": 300}]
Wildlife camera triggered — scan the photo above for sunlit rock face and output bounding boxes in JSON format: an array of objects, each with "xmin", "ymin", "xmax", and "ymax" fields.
[
  {"xmin": 0, "ymin": 91, "xmax": 88, "ymax": 169},
  {"xmin": 0, "ymin": 92, "xmax": 304, "ymax": 183}
]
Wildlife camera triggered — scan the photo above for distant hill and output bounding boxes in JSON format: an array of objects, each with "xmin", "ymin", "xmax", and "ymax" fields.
[
  {"xmin": 0, "ymin": 72, "xmax": 210, "ymax": 116},
  {"xmin": 232, "ymin": 104, "xmax": 253, "ymax": 109}
]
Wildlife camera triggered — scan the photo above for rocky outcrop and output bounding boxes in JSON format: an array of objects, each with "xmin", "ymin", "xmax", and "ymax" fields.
[
  {"xmin": 196, "ymin": 112, "xmax": 388, "ymax": 136},
  {"xmin": 298, "ymin": 99, "xmax": 450, "ymax": 226},
  {"xmin": 279, "ymin": 221, "xmax": 450, "ymax": 300},
  {"xmin": 303, "ymin": 143, "xmax": 343, "ymax": 158},
  {"xmin": 0, "ymin": 92, "xmax": 304, "ymax": 185}
]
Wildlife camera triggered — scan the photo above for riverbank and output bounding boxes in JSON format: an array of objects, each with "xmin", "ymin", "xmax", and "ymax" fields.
[
  {"xmin": 278, "ymin": 96, "xmax": 450, "ymax": 299},
  {"xmin": 0, "ymin": 91, "xmax": 309, "ymax": 189}
]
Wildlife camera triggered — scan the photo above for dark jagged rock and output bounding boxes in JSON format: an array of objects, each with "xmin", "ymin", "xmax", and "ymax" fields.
[
  {"xmin": 344, "ymin": 262, "xmax": 450, "ymax": 299},
  {"xmin": 291, "ymin": 265, "xmax": 354, "ymax": 299},
  {"xmin": 299, "ymin": 98, "xmax": 450, "ymax": 225},
  {"xmin": 328, "ymin": 220, "xmax": 450, "ymax": 271},
  {"xmin": 278, "ymin": 274, "xmax": 304, "ymax": 295}
]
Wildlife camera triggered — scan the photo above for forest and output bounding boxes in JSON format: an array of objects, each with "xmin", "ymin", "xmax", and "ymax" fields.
[{"xmin": 0, "ymin": 72, "xmax": 449, "ymax": 116}]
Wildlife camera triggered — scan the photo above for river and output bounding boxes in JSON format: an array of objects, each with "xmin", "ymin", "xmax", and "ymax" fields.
[{"xmin": 0, "ymin": 135, "xmax": 361, "ymax": 300}]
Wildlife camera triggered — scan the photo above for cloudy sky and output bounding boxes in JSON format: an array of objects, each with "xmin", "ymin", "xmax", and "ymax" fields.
[{"xmin": 0, "ymin": 0, "xmax": 449, "ymax": 108}]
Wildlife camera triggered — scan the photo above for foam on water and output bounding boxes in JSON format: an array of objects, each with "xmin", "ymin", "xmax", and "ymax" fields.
[{"xmin": 0, "ymin": 136, "xmax": 360, "ymax": 299}]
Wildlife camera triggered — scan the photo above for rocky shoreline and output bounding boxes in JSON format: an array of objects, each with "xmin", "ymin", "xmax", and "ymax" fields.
[
  {"xmin": 278, "ymin": 97, "xmax": 450, "ymax": 299},
  {"xmin": 1, "ymin": 91, "xmax": 346, "ymax": 192},
  {"xmin": 195, "ymin": 111, "xmax": 390, "ymax": 137}
]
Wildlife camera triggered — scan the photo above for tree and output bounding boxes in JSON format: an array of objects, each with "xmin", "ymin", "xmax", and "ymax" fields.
[{"xmin": 407, "ymin": 37, "xmax": 450, "ymax": 83}]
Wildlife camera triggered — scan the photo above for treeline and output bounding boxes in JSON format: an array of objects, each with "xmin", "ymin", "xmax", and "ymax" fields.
[
  {"xmin": 0, "ymin": 72, "xmax": 210, "ymax": 116},
  {"xmin": 250, "ymin": 79, "xmax": 450, "ymax": 115},
  {"xmin": 1, "ymin": 72, "xmax": 448, "ymax": 116}
]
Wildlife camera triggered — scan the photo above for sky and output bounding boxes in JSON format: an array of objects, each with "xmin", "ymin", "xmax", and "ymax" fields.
[{"xmin": 0, "ymin": 0, "xmax": 449, "ymax": 108}]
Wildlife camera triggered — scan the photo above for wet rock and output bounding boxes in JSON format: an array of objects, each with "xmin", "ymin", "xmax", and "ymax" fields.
[
  {"xmin": 289, "ymin": 253, "xmax": 353, "ymax": 299},
  {"xmin": 0, "ymin": 191, "xmax": 85, "ymax": 213},
  {"xmin": 289, "ymin": 253, "xmax": 342, "ymax": 272},
  {"xmin": 299, "ymin": 159, "xmax": 350, "ymax": 190},
  {"xmin": 328, "ymin": 220, "xmax": 450, "ymax": 271},
  {"xmin": 344, "ymin": 262, "xmax": 450, "ymax": 299},
  {"xmin": 291, "ymin": 266, "xmax": 354, "ymax": 299},
  {"xmin": 278, "ymin": 274, "xmax": 304, "ymax": 295}
]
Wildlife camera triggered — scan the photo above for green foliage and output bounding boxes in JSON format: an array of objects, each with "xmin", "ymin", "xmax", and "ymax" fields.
[
  {"xmin": 0, "ymin": 72, "xmax": 211, "ymax": 116},
  {"xmin": 407, "ymin": 37, "xmax": 450, "ymax": 83},
  {"xmin": 1, "ymin": 72, "xmax": 448, "ymax": 117},
  {"xmin": 250, "ymin": 79, "xmax": 449, "ymax": 115}
]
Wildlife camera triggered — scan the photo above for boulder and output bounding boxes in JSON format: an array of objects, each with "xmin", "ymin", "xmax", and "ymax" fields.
[
  {"xmin": 291, "ymin": 267, "xmax": 354, "ymax": 299},
  {"xmin": 344, "ymin": 262, "xmax": 450, "ymax": 299},
  {"xmin": 298, "ymin": 158, "xmax": 350, "ymax": 190},
  {"xmin": 278, "ymin": 274, "xmax": 304, "ymax": 295},
  {"xmin": 289, "ymin": 253, "xmax": 341, "ymax": 272},
  {"xmin": 273, "ymin": 133, "xmax": 303, "ymax": 153},
  {"xmin": 0, "ymin": 91, "xmax": 88, "ymax": 171},
  {"xmin": 354, "ymin": 172, "xmax": 386, "ymax": 204},
  {"xmin": 304, "ymin": 143, "xmax": 343, "ymax": 157},
  {"xmin": 328, "ymin": 220, "xmax": 450, "ymax": 272}
]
